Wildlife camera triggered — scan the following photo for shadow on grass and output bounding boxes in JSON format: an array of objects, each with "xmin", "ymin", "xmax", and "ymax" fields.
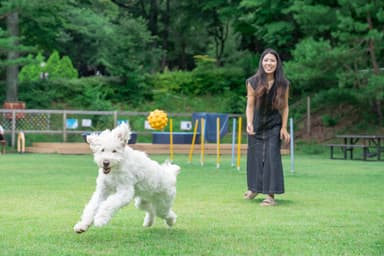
[
  {"xmin": 245, "ymin": 198, "xmax": 296, "ymax": 207},
  {"xmin": 71, "ymin": 225, "xmax": 190, "ymax": 243}
]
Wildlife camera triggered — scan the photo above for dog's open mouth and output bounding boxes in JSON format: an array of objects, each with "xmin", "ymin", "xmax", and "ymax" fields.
[{"xmin": 103, "ymin": 167, "xmax": 111, "ymax": 174}]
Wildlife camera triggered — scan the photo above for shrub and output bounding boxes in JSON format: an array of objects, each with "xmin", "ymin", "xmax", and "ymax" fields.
[
  {"xmin": 18, "ymin": 77, "xmax": 117, "ymax": 110},
  {"xmin": 147, "ymin": 64, "xmax": 245, "ymax": 100},
  {"xmin": 19, "ymin": 50, "xmax": 78, "ymax": 81},
  {"xmin": 149, "ymin": 71, "xmax": 193, "ymax": 94},
  {"xmin": 321, "ymin": 114, "xmax": 338, "ymax": 127},
  {"xmin": 311, "ymin": 88, "xmax": 358, "ymax": 110}
]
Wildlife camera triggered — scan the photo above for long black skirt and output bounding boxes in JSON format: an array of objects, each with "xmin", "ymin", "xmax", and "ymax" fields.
[{"xmin": 246, "ymin": 125, "xmax": 285, "ymax": 194}]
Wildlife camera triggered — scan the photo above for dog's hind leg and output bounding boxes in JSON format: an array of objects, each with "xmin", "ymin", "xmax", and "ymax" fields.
[
  {"xmin": 134, "ymin": 197, "xmax": 155, "ymax": 227},
  {"xmin": 155, "ymin": 204, "xmax": 177, "ymax": 227},
  {"xmin": 164, "ymin": 209, "xmax": 177, "ymax": 227}
]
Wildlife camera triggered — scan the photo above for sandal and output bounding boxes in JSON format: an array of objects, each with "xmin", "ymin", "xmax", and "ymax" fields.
[
  {"xmin": 244, "ymin": 191, "xmax": 257, "ymax": 200},
  {"xmin": 260, "ymin": 197, "xmax": 276, "ymax": 206}
]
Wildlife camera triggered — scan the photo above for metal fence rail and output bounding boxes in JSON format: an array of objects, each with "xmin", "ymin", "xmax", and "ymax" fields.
[{"xmin": 0, "ymin": 109, "xmax": 241, "ymax": 148}]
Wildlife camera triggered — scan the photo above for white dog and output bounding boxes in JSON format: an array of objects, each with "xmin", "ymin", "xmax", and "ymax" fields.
[{"xmin": 74, "ymin": 123, "xmax": 180, "ymax": 233}]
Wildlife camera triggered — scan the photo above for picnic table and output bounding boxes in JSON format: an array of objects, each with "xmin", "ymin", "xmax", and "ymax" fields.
[{"xmin": 327, "ymin": 134, "xmax": 384, "ymax": 161}]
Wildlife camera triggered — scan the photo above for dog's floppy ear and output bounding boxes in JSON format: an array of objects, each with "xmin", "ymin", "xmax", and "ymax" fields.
[
  {"xmin": 86, "ymin": 133, "xmax": 97, "ymax": 144},
  {"xmin": 86, "ymin": 133, "xmax": 101, "ymax": 152},
  {"xmin": 114, "ymin": 123, "xmax": 131, "ymax": 145}
]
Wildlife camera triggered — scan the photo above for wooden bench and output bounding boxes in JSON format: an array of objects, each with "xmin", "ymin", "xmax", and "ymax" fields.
[
  {"xmin": 0, "ymin": 139, "xmax": 6, "ymax": 154},
  {"xmin": 327, "ymin": 144, "xmax": 369, "ymax": 160}
]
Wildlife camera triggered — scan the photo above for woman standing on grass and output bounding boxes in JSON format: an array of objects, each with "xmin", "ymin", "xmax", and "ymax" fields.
[{"xmin": 244, "ymin": 48, "xmax": 290, "ymax": 206}]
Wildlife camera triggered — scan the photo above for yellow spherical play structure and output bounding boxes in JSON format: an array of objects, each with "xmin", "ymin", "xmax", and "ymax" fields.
[{"xmin": 147, "ymin": 109, "xmax": 168, "ymax": 130}]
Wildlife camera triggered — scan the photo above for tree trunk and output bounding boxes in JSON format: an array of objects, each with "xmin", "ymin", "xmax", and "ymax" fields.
[
  {"xmin": 6, "ymin": 11, "xmax": 19, "ymax": 102},
  {"xmin": 161, "ymin": 0, "xmax": 170, "ymax": 70},
  {"xmin": 149, "ymin": 0, "xmax": 158, "ymax": 36},
  {"xmin": 366, "ymin": 10, "xmax": 382, "ymax": 124}
]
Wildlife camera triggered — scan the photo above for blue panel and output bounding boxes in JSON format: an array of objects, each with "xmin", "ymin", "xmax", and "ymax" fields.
[{"xmin": 192, "ymin": 113, "xmax": 229, "ymax": 142}]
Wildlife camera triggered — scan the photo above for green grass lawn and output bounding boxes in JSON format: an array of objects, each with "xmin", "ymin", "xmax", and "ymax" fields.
[{"xmin": 0, "ymin": 152, "xmax": 383, "ymax": 256}]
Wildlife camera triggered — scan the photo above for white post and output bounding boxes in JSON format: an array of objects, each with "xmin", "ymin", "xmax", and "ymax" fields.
[
  {"xmin": 63, "ymin": 111, "xmax": 67, "ymax": 142},
  {"xmin": 231, "ymin": 118, "xmax": 237, "ymax": 167},
  {"xmin": 307, "ymin": 96, "xmax": 311, "ymax": 136},
  {"xmin": 290, "ymin": 118, "xmax": 294, "ymax": 173}
]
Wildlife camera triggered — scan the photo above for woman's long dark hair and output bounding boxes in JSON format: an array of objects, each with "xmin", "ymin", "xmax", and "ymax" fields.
[{"xmin": 251, "ymin": 48, "xmax": 289, "ymax": 110}]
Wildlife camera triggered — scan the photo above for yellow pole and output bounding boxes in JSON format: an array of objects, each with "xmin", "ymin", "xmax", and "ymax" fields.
[
  {"xmin": 200, "ymin": 118, "xmax": 205, "ymax": 166},
  {"xmin": 188, "ymin": 119, "xmax": 199, "ymax": 163},
  {"xmin": 17, "ymin": 131, "xmax": 25, "ymax": 153},
  {"xmin": 216, "ymin": 117, "xmax": 220, "ymax": 168},
  {"xmin": 169, "ymin": 118, "xmax": 174, "ymax": 162},
  {"xmin": 236, "ymin": 117, "xmax": 242, "ymax": 170}
]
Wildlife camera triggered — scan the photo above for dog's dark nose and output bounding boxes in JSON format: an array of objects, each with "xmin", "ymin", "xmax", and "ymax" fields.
[{"xmin": 103, "ymin": 160, "xmax": 110, "ymax": 167}]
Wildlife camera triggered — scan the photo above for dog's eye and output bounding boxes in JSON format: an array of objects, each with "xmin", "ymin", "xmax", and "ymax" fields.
[
  {"xmin": 101, "ymin": 148, "xmax": 105, "ymax": 152},
  {"xmin": 112, "ymin": 150, "xmax": 117, "ymax": 153}
]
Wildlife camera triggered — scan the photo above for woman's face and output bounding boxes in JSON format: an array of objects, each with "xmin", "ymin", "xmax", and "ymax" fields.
[{"xmin": 262, "ymin": 53, "xmax": 277, "ymax": 75}]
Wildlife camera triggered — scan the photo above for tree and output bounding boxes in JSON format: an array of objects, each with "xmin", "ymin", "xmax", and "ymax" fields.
[
  {"xmin": 5, "ymin": 11, "xmax": 18, "ymax": 102},
  {"xmin": 237, "ymin": 0, "xmax": 297, "ymax": 59},
  {"xmin": 196, "ymin": 0, "xmax": 241, "ymax": 66},
  {"xmin": 0, "ymin": 0, "xmax": 33, "ymax": 102},
  {"xmin": 0, "ymin": 0, "xmax": 57, "ymax": 102},
  {"xmin": 333, "ymin": 0, "xmax": 384, "ymax": 123},
  {"xmin": 284, "ymin": 37, "xmax": 343, "ymax": 94}
]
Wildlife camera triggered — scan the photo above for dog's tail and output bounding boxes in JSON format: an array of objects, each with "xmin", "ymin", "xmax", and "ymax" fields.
[{"xmin": 162, "ymin": 160, "xmax": 181, "ymax": 176}]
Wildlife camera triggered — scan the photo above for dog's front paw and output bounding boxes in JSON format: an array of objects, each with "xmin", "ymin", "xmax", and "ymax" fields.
[
  {"xmin": 74, "ymin": 222, "xmax": 89, "ymax": 234},
  {"xmin": 94, "ymin": 215, "xmax": 110, "ymax": 227}
]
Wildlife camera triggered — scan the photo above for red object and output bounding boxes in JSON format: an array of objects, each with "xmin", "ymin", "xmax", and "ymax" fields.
[{"xmin": 3, "ymin": 102, "xmax": 26, "ymax": 119}]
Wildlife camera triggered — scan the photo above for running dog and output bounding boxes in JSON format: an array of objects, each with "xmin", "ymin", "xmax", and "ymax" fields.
[{"xmin": 74, "ymin": 123, "xmax": 180, "ymax": 233}]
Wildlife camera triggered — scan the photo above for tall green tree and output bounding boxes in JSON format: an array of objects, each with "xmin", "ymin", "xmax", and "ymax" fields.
[
  {"xmin": 195, "ymin": 0, "xmax": 241, "ymax": 66},
  {"xmin": 333, "ymin": 0, "xmax": 384, "ymax": 123},
  {"xmin": 0, "ymin": 0, "xmax": 33, "ymax": 102},
  {"xmin": 284, "ymin": 1, "xmax": 342, "ymax": 94},
  {"xmin": 237, "ymin": 0, "xmax": 296, "ymax": 59},
  {"xmin": 284, "ymin": 0, "xmax": 383, "ymax": 123}
]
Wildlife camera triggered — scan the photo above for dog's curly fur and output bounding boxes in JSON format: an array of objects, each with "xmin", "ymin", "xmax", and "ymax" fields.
[{"xmin": 74, "ymin": 123, "xmax": 180, "ymax": 233}]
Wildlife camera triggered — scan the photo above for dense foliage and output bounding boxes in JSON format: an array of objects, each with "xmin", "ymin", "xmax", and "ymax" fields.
[
  {"xmin": 19, "ymin": 51, "xmax": 78, "ymax": 81},
  {"xmin": 0, "ymin": 0, "xmax": 383, "ymax": 125}
]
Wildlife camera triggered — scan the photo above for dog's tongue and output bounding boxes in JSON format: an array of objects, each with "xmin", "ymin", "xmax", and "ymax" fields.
[{"xmin": 103, "ymin": 167, "xmax": 111, "ymax": 174}]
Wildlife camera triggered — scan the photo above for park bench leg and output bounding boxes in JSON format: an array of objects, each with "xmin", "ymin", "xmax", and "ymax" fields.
[
  {"xmin": 1, "ymin": 141, "xmax": 5, "ymax": 154},
  {"xmin": 343, "ymin": 146, "xmax": 347, "ymax": 159},
  {"xmin": 330, "ymin": 146, "xmax": 334, "ymax": 159}
]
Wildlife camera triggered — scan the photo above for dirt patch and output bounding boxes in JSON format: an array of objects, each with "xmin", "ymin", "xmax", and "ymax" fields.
[{"xmin": 295, "ymin": 104, "xmax": 371, "ymax": 143}]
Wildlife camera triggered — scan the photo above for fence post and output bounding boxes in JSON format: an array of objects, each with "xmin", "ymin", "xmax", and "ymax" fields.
[
  {"xmin": 63, "ymin": 111, "xmax": 67, "ymax": 142},
  {"xmin": 11, "ymin": 110, "xmax": 16, "ymax": 147},
  {"xmin": 113, "ymin": 111, "xmax": 117, "ymax": 126}
]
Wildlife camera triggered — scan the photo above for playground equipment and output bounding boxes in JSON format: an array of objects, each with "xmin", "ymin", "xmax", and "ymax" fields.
[
  {"xmin": 200, "ymin": 118, "xmax": 205, "ymax": 166},
  {"xmin": 147, "ymin": 109, "xmax": 168, "ymax": 130},
  {"xmin": 236, "ymin": 117, "xmax": 242, "ymax": 171},
  {"xmin": 188, "ymin": 119, "xmax": 199, "ymax": 163},
  {"xmin": 216, "ymin": 117, "xmax": 220, "ymax": 168},
  {"xmin": 290, "ymin": 117, "xmax": 295, "ymax": 173},
  {"xmin": 169, "ymin": 118, "xmax": 173, "ymax": 161},
  {"xmin": 187, "ymin": 116, "xmax": 243, "ymax": 170}
]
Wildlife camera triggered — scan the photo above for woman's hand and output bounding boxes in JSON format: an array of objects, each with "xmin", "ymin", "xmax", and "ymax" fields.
[
  {"xmin": 247, "ymin": 123, "xmax": 255, "ymax": 135},
  {"xmin": 280, "ymin": 127, "xmax": 290, "ymax": 145}
]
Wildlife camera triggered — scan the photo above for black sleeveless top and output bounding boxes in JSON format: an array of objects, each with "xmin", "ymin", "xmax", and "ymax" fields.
[{"xmin": 246, "ymin": 76, "xmax": 282, "ymax": 135}]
